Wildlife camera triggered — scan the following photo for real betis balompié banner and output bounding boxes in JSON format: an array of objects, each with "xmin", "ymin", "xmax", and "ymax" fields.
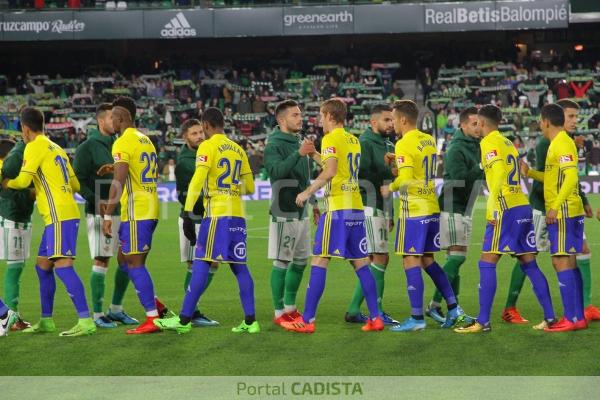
[{"xmin": 0, "ymin": 0, "xmax": 569, "ymax": 42}]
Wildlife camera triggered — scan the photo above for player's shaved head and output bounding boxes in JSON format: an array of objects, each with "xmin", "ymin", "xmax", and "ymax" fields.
[
  {"xmin": 20, "ymin": 107, "xmax": 44, "ymax": 132},
  {"xmin": 540, "ymin": 104, "xmax": 565, "ymax": 127},
  {"xmin": 112, "ymin": 96, "xmax": 136, "ymax": 120},
  {"xmin": 0, "ymin": 138, "xmax": 15, "ymax": 159},
  {"xmin": 202, "ymin": 107, "xmax": 225, "ymax": 129},
  {"xmin": 478, "ymin": 104, "xmax": 502, "ymax": 127}
]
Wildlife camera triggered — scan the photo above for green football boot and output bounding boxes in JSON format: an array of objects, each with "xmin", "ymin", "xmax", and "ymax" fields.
[
  {"xmin": 232, "ymin": 320, "xmax": 260, "ymax": 334},
  {"xmin": 59, "ymin": 318, "xmax": 97, "ymax": 337},
  {"xmin": 153, "ymin": 315, "xmax": 192, "ymax": 335},
  {"xmin": 23, "ymin": 317, "xmax": 56, "ymax": 334}
]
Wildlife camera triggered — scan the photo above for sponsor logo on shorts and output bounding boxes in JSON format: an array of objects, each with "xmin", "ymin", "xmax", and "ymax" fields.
[
  {"xmin": 234, "ymin": 242, "xmax": 246, "ymax": 259},
  {"xmin": 578, "ymin": 218, "xmax": 584, "ymax": 224},
  {"xmin": 559, "ymin": 154, "xmax": 573, "ymax": 164},
  {"xmin": 323, "ymin": 146, "xmax": 336, "ymax": 155},
  {"xmin": 345, "ymin": 221, "xmax": 364, "ymax": 227},
  {"xmin": 419, "ymin": 217, "xmax": 439, "ymax": 224},
  {"xmin": 433, "ymin": 232, "xmax": 441, "ymax": 249},
  {"xmin": 526, "ymin": 230, "xmax": 536, "ymax": 248},
  {"xmin": 359, "ymin": 237, "xmax": 367, "ymax": 254},
  {"xmin": 229, "ymin": 226, "xmax": 247, "ymax": 234},
  {"xmin": 485, "ymin": 150, "xmax": 498, "ymax": 161},
  {"xmin": 516, "ymin": 218, "xmax": 533, "ymax": 224}
]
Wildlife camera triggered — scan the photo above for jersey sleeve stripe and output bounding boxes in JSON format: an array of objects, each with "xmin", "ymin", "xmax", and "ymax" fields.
[{"xmin": 38, "ymin": 169, "xmax": 59, "ymax": 224}]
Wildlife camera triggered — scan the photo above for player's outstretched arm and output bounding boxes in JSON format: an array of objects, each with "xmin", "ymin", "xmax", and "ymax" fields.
[
  {"xmin": 485, "ymin": 161, "xmax": 505, "ymax": 222},
  {"xmin": 296, "ymin": 157, "xmax": 336, "ymax": 207},
  {"xmin": 184, "ymin": 166, "xmax": 208, "ymax": 213},
  {"xmin": 241, "ymin": 173, "xmax": 255, "ymax": 195},
  {"xmin": 102, "ymin": 162, "xmax": 128, "ymax": 237},
  {"xmin": 5, "ymin": 171, "xmax": 33, "ymax": 190},
  {"xmin": 550, "ymin": 166, "xmax": 578, "ymax": 211}
]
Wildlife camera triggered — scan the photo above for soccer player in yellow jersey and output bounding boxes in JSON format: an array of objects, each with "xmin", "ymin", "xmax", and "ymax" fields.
[
  {"xmin": 281, "ymin": 98, "xmax": 384, "ymax": 334},
  {"xmin": 154, "ymin": 108, "xmax": 259, "ymax": 334},
  {"xmin": 381, "ymin": 100, "xmax": 465, "ymax": 332},
  {"xmin": 2, "ymin": 107, "xmax": 95, "ymax": 337},
  {"xmin": 520, "ymin": 104, "xmax": 587, "ymax": 332},
  {"xmin": 455, "ymin": 105, "xmax": 555, "ymax": 334},
  {"xmin": 102, "ymin": 97, "xmax": 162, "ymax": 335}
]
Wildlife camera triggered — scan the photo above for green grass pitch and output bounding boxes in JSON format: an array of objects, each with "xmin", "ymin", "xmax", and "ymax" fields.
[{"xmin": 1, "ymin": 196, "xmax": 600, "ymax": 376}]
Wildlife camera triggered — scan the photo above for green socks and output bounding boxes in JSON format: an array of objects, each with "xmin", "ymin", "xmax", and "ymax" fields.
[
  {"xmin": 347, "ymin": 264, "xmax": 385, "ymax": 315},
  {"xmin": 270, "ymin": 265, "xmax": 287, "ymax": 311},
  {"xmin": 4, "ymin": 261, "xmax": 24, "ymax": 311},
  {"xmin": 577, "ymin": 256, "xmax": 592, "ymax": 307},
  {"xmin": 432, "ymin": 255, "xmax": 465, "ymax": 304},
  {"xmin": 505, "ymin": 260, "xmax": 526, "ymax": 308},
  {"xmin": 284, "ymin": 263, "xmax": 306, "ymax": 310},
  {"xmin": 111, "ymin": 264, "xmax": 130, "ymax": 308},
  {"xmin": 90, "ymin": 266, "xmax": 107, "ymax": 315}
]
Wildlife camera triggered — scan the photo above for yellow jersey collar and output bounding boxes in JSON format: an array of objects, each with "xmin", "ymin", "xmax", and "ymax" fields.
[
  {"xmin": 329, "ymin": 127, "xmax": 346, "ymax": 135},
  {"xmin": 122, "ymin": 127, "xmax": 137, "ymax": 136},
  {"xmin": 403, "ymin": 129, "xmax": 420, "ymax": 137}
]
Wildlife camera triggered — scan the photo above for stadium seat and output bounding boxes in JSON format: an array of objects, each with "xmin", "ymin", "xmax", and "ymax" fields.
[
  {"xmin": 105, "ymin": 0, "xmax": 115, "ymax": 9},
  {"xmin": 116, "ymin": 0, "xmax": 126, "ymax": 9}
]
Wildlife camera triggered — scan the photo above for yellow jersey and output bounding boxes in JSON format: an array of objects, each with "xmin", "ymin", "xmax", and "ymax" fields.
[
  {"xmin": 8, "ymin": 134, "xmax": 80, "ymax": 225},
  {"xmin": 112, "ymin": 127, "xmax": 159, "ymax": 221},
  {"xmin": 480, "ymin": 130, "xmax": 529, "ymax": 219},
  {"xmin": 194, "ymin": 134, "xmax": 252, "ymax": 218},
  {"xmin": 391, "ymin": 129, "xmax": 440, "ymax": 217},
  {"xmin": 321, "ymin": 127, "xmax": 363, "ymax": 212},
  {"xmin": 544, "ymin": 131, "xmax": 584, "ymax": 218}
]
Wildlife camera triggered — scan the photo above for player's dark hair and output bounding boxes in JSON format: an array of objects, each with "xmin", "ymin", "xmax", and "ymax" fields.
[
  {"xmin": 20, "ymin": 107, "xmax": 44, "ymax": 132},
  {"xmin": 540, "ymin": 104, "xmax": 565, "ymax": 127},
  {"xmin": 556, "ymin": 99, "xmax": 580, "ymax": 110},
  {"xmin": 96, "ymin": 103, "xmax": 113, "ymax": 118},
  {"xmin": 202, "ymin": 107, "xmax": 225, "ymax": 129},
  {"xmin": 392, "ymin": 100, "xmax": 419, "ymax": 124},
  {"xmin": 370, "ymin": 104, "xmax": 392, "ymax": 116},
  {"xmin": 112, "ymin": 96, "xmax": 137, "ymax": 120},
  {"xmin": 0, "ymin": 138, "xmax": 15, "ymax": 159},
  {"xmin": 478, "ymin": 104, "xmax": 502, "ymax": 126},
  {"xmin": 275, "ymin": 100, "xmax": 299, "ymax": 118},
  {"xmin": 181, "ymin": 118, "xmax": 201, "ymax": 135},
  {"xmin": 459, "ymin": 106, "xmax": 478, "ymax": 125},
  {"xmin": 321, "ymin": 98, "xmax": 347, "ymax": 124}
]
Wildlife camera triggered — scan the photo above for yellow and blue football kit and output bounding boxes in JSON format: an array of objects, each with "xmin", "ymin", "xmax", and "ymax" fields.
[
  {"xmin": 528, "ymin": 131, "xmax": 584, "ymax": 255},
  {"xmin": 389, "ymin": 129, "xmax": 440, "ymax": 255},
  {"xmin": 480, "ymin": 130, "xmax": 536, "ymax": 254},
  {"xmin": 112, "ymin": 127, "xmax": 159, "ymax": 254},
  {"xmin": 313, "ymin": 128, "xmax": 367, "ymax": 260},
  {"xmin": 185, "ymin": 133, "xmax": 254, "ymax": 263},
  {"xmin": 7, "ymin": 134, "xmax": 80, "ymax": 259}
]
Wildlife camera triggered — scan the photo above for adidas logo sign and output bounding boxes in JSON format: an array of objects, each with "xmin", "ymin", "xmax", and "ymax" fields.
[{"xmin": 161, "ymin": 12, "xmax": 196, "ymax": 38}]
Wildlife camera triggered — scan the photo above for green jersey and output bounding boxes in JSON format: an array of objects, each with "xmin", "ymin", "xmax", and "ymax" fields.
[
  {"xmin": 438, "ymin": 128, "xmax": 483, "ymax": 215},
  {"xmin": 264, "ymin": 128, "xmax": 312, "ymax": 219},
  {"xmin": 0, "ymin": 141, "xmax": 35, "ymax": 223},
  {"xmin": 175, "ymin": 143, "xmax": 204, "ymax": 218},
  {"xmin": 358, "ymin": 128, "xmax": 395, "ymax": 212},
  {"xmin": 73, "ymin": 129, "xmax": 120, "ymax": 216}
]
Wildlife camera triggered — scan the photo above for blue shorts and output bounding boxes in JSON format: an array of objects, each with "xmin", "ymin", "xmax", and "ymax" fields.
[
  {"xmin": 38, "ymin": 219, "xmax": 79, "ymax": 259},
  {"xmin": 313, "ymin": 209, "xmax": 368, "ymax": 260},
  {"xmin": 395, "ymin": 214, "xmax": 440, "ymax": 255},
  {"xmin": 119, "ymin": 219, "xmax": 158, "ymax": 255},
  {"xmin": 195, "ymin": 216, "xmax": 247, "ymax": 264},
  {"xmin": 548, "ymin": 216, "xmax": 584, "ymax": 256},
  {"xmin": 482, "ymin": 205, "xmax": 537, "ymax": 255}
]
